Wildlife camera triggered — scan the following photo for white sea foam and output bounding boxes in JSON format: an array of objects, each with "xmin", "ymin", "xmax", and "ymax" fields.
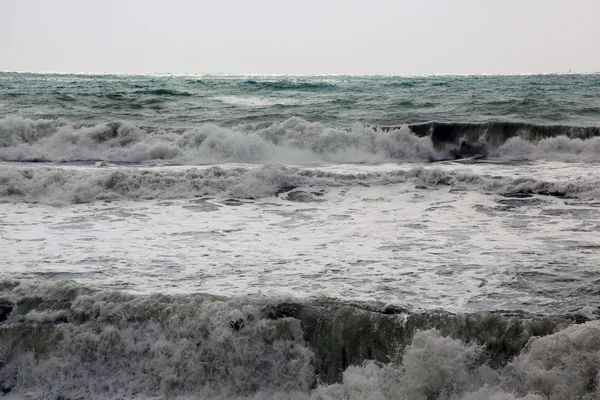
[
  {"xmin": 495, "ymin": 136, "xmax": 600, "ymax": 161},
  {"xmin": 2, "ymin": 161, "xmax": 599, "ymax": 205},
  {"xmin": 3, "ymin": 161, "xmax": 599, "ymax": 317}
]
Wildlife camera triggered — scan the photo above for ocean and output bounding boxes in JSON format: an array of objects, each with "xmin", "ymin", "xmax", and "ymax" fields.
[{"xmin": 1, "ymin": 71, "xmax": 600, "ymax": 399}]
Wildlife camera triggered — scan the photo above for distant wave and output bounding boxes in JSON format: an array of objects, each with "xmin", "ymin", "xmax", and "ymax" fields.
[
  {"xmin": 133, "ymin": 88, "xmax": 192, "ymax": 96},
  {"xmin": 2, "ymin": 117, "xmax": 600, "ymax": 166},
  {"xmin": 1, "ymin": 163, "xmax": 598, "ymax": 205},
  {"xmin": 211, "ymin": 96, "xmax": 302, "ymax": 107},
  {"xmin": 0, "ymin": 279, "xmax": 597, "ymax": 399},
  {"xmin": 244, "ymin": 79, "xmax": 336, "ymax": 90}
]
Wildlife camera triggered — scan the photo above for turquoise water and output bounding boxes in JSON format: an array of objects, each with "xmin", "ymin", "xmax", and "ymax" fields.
[{"xmin": 2, "ymin": 72, "xmax": 600, "ymax": 127}]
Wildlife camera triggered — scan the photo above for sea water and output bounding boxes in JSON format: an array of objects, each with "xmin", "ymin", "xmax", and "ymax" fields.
[{"xmin": 1, "ymin": 72, "xmax": 600, "ymax": 399}]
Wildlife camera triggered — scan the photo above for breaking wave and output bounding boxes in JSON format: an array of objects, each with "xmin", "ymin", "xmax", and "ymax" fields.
[
  {"xmin": 405, "ymin": 121, "xmax": 600, "ymax": 144},
  {"xmin": 0, "ymin": 117, "xmax": 436, "ymax": 164},
  {"xmin": 2, "ymin": 117, "xmax": 600, "ymax": 165},
  {"xmin": 1, "ymin": 163, "xmax": 599, "ymax": 205},
  {"xmin": 0, "ymin": 280, "xmax": 597, "ymax": 399},
  {"xmin": 243, "ymin": 79, "xmax": 336, "ymax": 91}
]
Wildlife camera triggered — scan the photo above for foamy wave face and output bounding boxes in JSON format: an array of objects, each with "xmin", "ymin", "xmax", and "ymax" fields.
[
  {"xmin": 0, "ymin": 281, "xmax": 315, "ymax": 399},
  {"xmin": 314, "ymin": 323, "xmax": 600, "ymax": 400},
  {"xmin": 0, "ymin": 117, "xmax": 437, "ymax": 164}
]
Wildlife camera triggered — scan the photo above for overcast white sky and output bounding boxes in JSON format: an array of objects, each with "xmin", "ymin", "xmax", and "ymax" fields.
[{"xmin": 1, "ymin": 0, "xmax": 599, "ymax": 75}]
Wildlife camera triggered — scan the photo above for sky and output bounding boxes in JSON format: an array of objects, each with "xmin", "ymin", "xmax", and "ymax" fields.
[{"xmin": 1, "ymin": 0, "xmax": 599, "ymax": 75}]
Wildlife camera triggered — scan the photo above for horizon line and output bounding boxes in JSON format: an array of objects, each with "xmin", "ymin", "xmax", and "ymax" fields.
[{"xmin": 1, "ymin": 70, "xmax": 599, "ymax": 78}]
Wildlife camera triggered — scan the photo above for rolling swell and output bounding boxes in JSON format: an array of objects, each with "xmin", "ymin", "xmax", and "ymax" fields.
[
  {"xmin": 244, "ymin": 80, "xmax": 335, "ymax": 91},
  {"xmin": 0, "ymin": 280, "xmax": 597, "ymax": 399}
]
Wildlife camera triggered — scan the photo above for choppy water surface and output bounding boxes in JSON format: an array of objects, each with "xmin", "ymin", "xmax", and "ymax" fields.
[{"xmin": 1, "ymin": 72, "xmax": 600, "ymax": 399}]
